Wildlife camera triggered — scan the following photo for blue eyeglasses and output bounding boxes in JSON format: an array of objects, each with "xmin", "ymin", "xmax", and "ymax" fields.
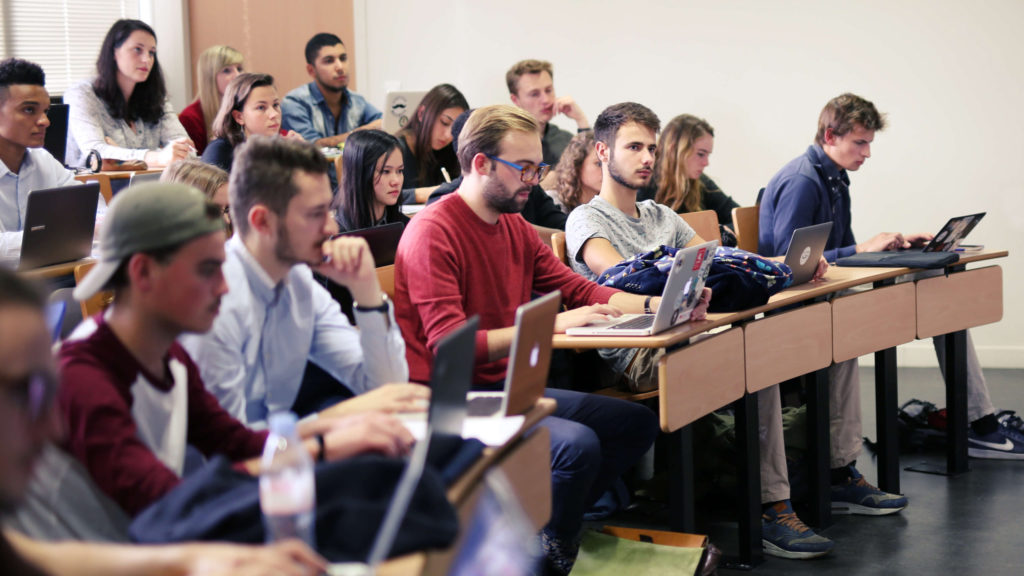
[{"xmin": 485, "ymin": 155, "xmax": 551, "ymax": 183}]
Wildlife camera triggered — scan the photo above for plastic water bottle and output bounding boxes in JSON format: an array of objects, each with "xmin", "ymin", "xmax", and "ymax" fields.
[{"xmin": 259, "ymin": 412, "xmax": 316, "ymax": 548}]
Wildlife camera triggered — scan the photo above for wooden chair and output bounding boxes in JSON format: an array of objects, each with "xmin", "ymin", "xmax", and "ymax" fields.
[
  {"xmin": 680, "ymin": 209, "xmax": 720, "ymax": 244},
  {"xmin": 73, "ymin": 262, "xmax": 113, "ymax": 318},
  {"xmin": 333, "ymin": 153, "xmax": 344, "ymax": 186},
  {"xmin": 732, "ymin": 205, "xmax": 759, "ymax": 253},
  {"xmin": 376, "ymin": 264, "xmax": 396, "ymax": 300},
  {"xmin": 74, "ymin": 173, "xmax": 114, "ymax": 204},
  {"xmin": 550, "ymin": 232, "xmax": 569, "ymax": 265}
]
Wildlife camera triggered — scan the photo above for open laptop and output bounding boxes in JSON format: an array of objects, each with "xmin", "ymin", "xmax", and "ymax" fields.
[
  {"xmin": 128, "ymin": 171, "xmax": 162, "ymax": 188},
  {"xmin": 784, "ymin": 222, "xmax": 832, "ymax": 285},
  {"xmin": 466, "ymin": 290, "xmax": 562, "ymax": 418},
  {"xmin": 43, "ymin": 103, "xmax": 69, "ymax": 165},
  {"xmin": 565, "ymin": 240, "xmax": 718, "ymax": 337},
  {"xmin": 332, "ymin": 222, "xmax": 405, "ymax": 266},
  {"xmin": 382, "ymin": 90, "xmax": 427, "ymax": 134},
  {"xmin": 18, "ymin": 183, "xmax": 99, "ymax": 271},
  {"xmin": 427, "ymin": 316, "xmax": 479, "ymax": 437},
  {"xmin": 916, "ymin": 212, "xmax": 986, "ymax": 253}
]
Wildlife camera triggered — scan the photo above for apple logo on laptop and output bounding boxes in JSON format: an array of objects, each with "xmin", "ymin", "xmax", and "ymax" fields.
[
  {"xmin": 800, "ymin": 246, "xmax": 811, "ymax": 266},
  {"xmin": 529, "ymin": 343, "xmax": 540, "ymax": 367}
]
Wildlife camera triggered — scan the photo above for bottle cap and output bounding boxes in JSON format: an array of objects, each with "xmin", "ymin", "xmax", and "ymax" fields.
[{"xmin": 268, "ymin": 411, "xmax": 298, "ymax": 436}]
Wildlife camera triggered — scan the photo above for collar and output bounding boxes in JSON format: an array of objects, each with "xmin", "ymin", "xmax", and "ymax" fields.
[
  {"xmin": 808, "ymin": 144, "xmax": 850, "ymax": 188},
  {"xmin": 228, "ymin": 235, "xmax": 286, "ymax": 305},
  {"xmin": 309, "ymin": 82, "xmax": 349, "ymax": 106},
  {"xmin": 0, "ymin": 147, "xmax": 32, "ymax": 178}
]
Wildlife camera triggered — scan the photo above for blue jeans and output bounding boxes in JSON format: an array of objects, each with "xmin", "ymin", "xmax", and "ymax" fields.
[{"xmin": 542, "ymin": 388, "xmax": 659, "ymax": 538}]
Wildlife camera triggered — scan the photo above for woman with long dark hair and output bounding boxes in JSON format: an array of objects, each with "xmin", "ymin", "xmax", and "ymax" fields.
[
  {"xmin": 65, "ymin": 19, "xmax": 192, "ymax": 168},
  {"xmin": 394, "ymin": 83, "xmax": 468, "ymax": 204},
  {"xmin": 336, "ymin": 129, "xmax": 409, "ymax": 232}
]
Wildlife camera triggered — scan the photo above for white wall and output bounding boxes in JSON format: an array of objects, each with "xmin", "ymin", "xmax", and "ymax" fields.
[{"xmin": 356, "ymin": 0, "xmax": 1024, "ymax": 368}]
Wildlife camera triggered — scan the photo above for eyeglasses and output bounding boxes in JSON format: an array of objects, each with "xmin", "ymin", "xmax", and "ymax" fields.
[
  {"xmin": 1, "ymin": 371, "xmax": 57, "ymax": 423},
  {"xmin": 486, "ymin": 155, "xmax": 551, "ymax": 183}
]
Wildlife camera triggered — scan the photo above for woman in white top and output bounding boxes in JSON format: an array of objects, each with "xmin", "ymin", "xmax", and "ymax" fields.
[{"xmin": 64, "ymin": 19, "xmax": 192, "ymax": 169}]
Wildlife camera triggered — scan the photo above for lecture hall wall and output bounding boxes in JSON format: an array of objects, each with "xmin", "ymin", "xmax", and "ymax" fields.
[{"xmin": 159, "ymin": 0, "xmax": 1024, "ymax": 369}]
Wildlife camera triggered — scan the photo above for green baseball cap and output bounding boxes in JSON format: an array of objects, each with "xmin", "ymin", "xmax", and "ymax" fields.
[{"xmin": 73, "ymin": 182, "xmax": 226, "ymax": 301}]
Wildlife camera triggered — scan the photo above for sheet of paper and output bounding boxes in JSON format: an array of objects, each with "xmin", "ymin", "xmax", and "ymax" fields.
[{"xmin": 401, "ymin": 415, "xmax": 526, "ymax": 447}]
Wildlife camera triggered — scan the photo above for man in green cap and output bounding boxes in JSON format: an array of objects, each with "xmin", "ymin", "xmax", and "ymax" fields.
[{"xmin": 58, "ymin": 182, "xmax": 413, "ymax": 517}]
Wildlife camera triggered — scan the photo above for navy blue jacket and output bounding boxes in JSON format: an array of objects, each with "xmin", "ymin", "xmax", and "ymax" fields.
[{"xmin": 758, "ymin": 145, "xmax": 856, "ymax": 261}]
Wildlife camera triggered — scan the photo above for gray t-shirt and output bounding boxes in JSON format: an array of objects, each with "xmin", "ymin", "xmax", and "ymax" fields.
[
  {"xmin": 566, "ymin": 196, "xmax": 696, "ymax": 281},
  {"xmin": 564, "ymin": 196, "xmax": 695, "ymax": 374}
]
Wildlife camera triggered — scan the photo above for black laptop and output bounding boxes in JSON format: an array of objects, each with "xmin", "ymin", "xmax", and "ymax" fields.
[
  {"xmin": 321, "ymin": 222, "xmax": 406, "ymax": 321},
  {"xmin": 18, "ymin": 183, "xmax": 99, "ymax": 271},
  {"xmin": 43, "ymin": 103, "xmax": 69, "ymax": 166}
]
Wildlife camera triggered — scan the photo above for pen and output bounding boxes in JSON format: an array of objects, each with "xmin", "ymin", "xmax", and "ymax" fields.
[{"xmin": 440, "ymin": 167, "xmax": 451, "ymax": 183}]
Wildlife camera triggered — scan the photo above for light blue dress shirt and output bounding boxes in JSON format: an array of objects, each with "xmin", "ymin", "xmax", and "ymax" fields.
[
  {"xmin": 0, "ymin": 148, "xmax": 77, "ymax": 259},
  {"xmin": 181, "ymin": 235, "xmax": 408, "ymax": 428}
]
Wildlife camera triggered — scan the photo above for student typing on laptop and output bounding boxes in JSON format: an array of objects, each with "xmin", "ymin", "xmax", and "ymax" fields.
[{"xmin": 394, "ymin": 105, "xmax": 659, "ymax": 576}]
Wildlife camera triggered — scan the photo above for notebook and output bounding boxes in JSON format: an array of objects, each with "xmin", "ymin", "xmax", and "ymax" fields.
[
  {"xmin": 17, "ymin": 183, "xmax": 99, "ymax": 271},
  {"xmin": 466, "ymin": 290, "xmax": 562, "ymax": 418},
  {"xmin": 382, "ymin": 90, "xmax": 427, "ymax": 134},
  {"xmin": 565, "ymin": 240, "xmax": 718, "ymax": 337},
  {"xmin": 784, "ymin": 222, "xmax": 832, "ymax": 285},
  {"xmin": 918, "ymin": 212, "xmax": 986, "ymax": 253}
]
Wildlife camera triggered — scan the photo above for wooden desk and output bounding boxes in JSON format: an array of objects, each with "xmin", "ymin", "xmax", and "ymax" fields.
[{"xmin": 19, "ymin": 257, "xmax": 95, "ymax": 280}]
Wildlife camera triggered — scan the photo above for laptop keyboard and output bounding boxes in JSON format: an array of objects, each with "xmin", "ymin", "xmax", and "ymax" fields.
[
  {"xmin": 467, "ymin": 395, "xmax": 504, "ymax": 417},
  {"xmin": 609, "ymin": 315, "xmax": 655, "ymax": 330}
]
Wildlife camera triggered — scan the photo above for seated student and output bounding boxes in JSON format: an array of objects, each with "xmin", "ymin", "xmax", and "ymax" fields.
[
  {"xmin": 282, "ymin": 33, "xmax": 381, "ymax": 148},
  {"xmin": 202, "ymin": 73, "xmax": 303, "ymax": 173},
  {"xmin": 0, "ymin": 268, "xmax": 326, "ymax": 576},
  {"xmin": 178, "ymin": 45, "xmax": 245, "ymax": 155},
  {"xmin": 567, "ymin": 103, "xmax": 838, "ymax": 560},
  {"xmin": 645, "ymin": 114, "xmax": 740, "ymax": 231},
  {"xmin": 506, "ymin": 59, "xmax": 590, "ymax": 170},
  {"xmin": 182, "ymin": 136, "xmax": 420, "ymax": 429},
  {"xmin": 65, "ymin": 19, "xmax": 193, "ymax": 169},
  {"xmin": 549, "ymin": 130, "xmax": 600, "ymax": 214},
  {"xmin": 160, "ymin": 159, "xmax": 232, "ymax": 235},
  {"xmin": 0, "ymin": 59, "xmax": 77, "ymax": 260},
  {"xmin": 395, "ymin": 104, "xmax": 662, "ymax": 575},
  {"xmin": 59, "ymin": 182, "xmax": 414, "ymax": 517},
  {"xmin": 427, "ymin": 109, "xmax": 568, "ymax": 231},
  {"xmin": 761, "ymin": 93, "xmax": 1024, "ymax": 462},
  {"xmin": 394, "ymin": 84, "xmax": 468, "ymax": 205},
  {"xmin": 335, "ymin": 129, "xmax": 409, "ymax": 232}
]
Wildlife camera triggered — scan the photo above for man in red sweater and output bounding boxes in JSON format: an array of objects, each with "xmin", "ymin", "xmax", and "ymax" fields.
[
  {"xmin": 394, "ymin": 105, "xmax": 688, "ymax": 575},
  {"xmin": 59, "ymin": 182, "xmax": 413, "ymax": 517}
]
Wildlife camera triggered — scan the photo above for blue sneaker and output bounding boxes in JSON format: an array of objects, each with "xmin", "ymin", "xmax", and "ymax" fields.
[
  {"xmin": 762, "ymin": 500, "xmax": 834, "ymax": 560},
  {"xmin": 968, "ymin": 417, "xmax": 1024, "ymax": 460},
  {"xmin": 831, "ymin": 467, "xmax": 907, "ymax": 515}
]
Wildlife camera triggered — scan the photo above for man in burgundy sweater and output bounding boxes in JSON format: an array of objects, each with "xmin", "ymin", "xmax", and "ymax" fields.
[
  {"xmin": 58, "ymin": 182, "xmax": 413, "ymax": 517},
  {"xmin": 394, "ymin": 105, "xmax": 691, "ymax": 575}
]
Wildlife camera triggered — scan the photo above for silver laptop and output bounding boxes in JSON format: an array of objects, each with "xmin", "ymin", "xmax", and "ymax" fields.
[
  {"xmin": 784, "ymin": 222, "xmax": 832, "ymax": 285},
  {"xmin": 565, "ymin": 240, "xmax": 718, "ymax": 337},
  {"xmin": 18, "ymin": 183, "xmax": 99, "ymax": 271},
  {"xmin": 382, "ymin": 90, "xmax": 427, "ymax": 134},
  {"xmin": 128, "ymin": 171, "xmax": 161, "ymax": 187},
  {"xmin": 466, "ymin": 290, "xmax": 561, "ymax": 418}
]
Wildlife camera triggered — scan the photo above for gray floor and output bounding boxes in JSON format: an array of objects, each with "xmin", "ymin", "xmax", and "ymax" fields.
[{"xmin": 714, "ymin": 365, "xmax": 1024, "ymax": 575}]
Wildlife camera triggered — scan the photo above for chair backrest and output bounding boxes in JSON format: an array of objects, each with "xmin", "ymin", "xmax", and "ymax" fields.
[
  {"xmin": 334, "ymin": 153, "xmax": 345, "ymax": 186},
  {"xmin": 732, "ymin": 205, "xmax": 760, "ymax": 253},
  {"xmin": 74, "ymin": 261, "xmax": 113, "ymax": 318},
  {"xmin": 377, "ymin": 264, "xmax": 396, "ymax": 300},
  {"xmin": 550, "ymin": 232, "xmax": 568, "ymax": 265},
  {"xmin": 680, "ymin": 210, "xmax": 720, "ymax": 244}
]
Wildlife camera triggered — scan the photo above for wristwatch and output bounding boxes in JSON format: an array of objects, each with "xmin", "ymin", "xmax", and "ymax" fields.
[{"xmin": 354, "ymin": 293, "xmax": 390, "ymax": 313}]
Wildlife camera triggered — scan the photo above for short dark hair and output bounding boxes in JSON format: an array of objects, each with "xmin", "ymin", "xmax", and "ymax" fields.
[
  {"xmin": 450, "ymin": 108, "xmax": 475, "ymax": 153},
  {"xmin": 229, "ymin": 136, "xmax": 328, "ymax": 238},
  {"xmin": 212, "ymin": 73, "xmax": 276, "ymax": 146},
  {"xmin": 305, "ymin": 33, "xmax": 344, "ymax": 65},
  {"xmin": 93, "ymin": 19, "xmax": 167, "ymax": 125},
  {"xmin": 593, "ymin": 102, "xmax": 660, "ymax": 148},
  {"xmin": 338, "ymin": 129, "xmax": 403, "ymax": 230},
  {"xmin": 0, "ymin": 58, "xmax": 45, "ymax": 102},
  {"xmin": 0, "ymin": 268, "xmax": 44, "ymax": 311},
  {"xmin": 815, "ymin": 93, "xmax": 886, "ymax": 146}
]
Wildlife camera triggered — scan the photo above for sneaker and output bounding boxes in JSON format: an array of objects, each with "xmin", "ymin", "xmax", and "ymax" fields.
[
  {"xmin": 968, "ymin": 422, "xmax": 1024, "ymax": 460},
  {"xmin": 830, "ymin": 466, "xmax": 907, "ymax": 515},
  {"xmin": 761, "ymin": 500, "xmax": 834, "ymax": 560}
]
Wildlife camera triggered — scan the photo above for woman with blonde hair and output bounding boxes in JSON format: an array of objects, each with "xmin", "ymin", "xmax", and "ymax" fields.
[
  {"xmin": 550, "ymin": 130, "xmax": 601, "ymax": 214},
  {"xmin": 651, "ymin": 114, "xmax": 738, "ymax": 221},
  {"xmin": 178, "ymin": 45, "xmax": 244, "ymax": 154},
  {"xmin": 161, "ymin": 158, "xmax": 232, "ymax": 235}
]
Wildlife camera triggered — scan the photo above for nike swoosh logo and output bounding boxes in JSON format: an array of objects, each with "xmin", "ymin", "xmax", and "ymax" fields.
[{"xmin": 971, "ymin": 438, "xmax": 1014, "ymax": 450}]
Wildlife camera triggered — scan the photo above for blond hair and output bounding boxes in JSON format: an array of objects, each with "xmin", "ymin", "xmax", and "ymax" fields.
[
  {"xmin": 456, "ymin": 105, "xmax": 539, "ymax": 174},
  {"xmin": 654, "ymin": 114, "xmax": 714, "ymax": 213},
  {"xmin": 505, "ymin": 59, "xmax": 553, "ymax": 95},
  {"xmin": 196, "ymin": 45, "xmax": 244, "ymax": 135},
  {"xmin": 161, "ymin": 159, "xmax": 231, "ymax": 235}
]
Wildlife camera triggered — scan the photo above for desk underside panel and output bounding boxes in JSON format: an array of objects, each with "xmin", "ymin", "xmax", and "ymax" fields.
[
  {"xmin": 658, "ymin": 327, "xmax": 745, "ymax": 432},
  {"xmin": 745, "ymin": 302, "xmax": 832, "ymax": 393},
  {"xmin": 917, "ymin": 266, "xmax": 1003, "ymax": 338},
  {"xmin": 833, "ymin": 282, "xmax": 917, "ymax": 363}
]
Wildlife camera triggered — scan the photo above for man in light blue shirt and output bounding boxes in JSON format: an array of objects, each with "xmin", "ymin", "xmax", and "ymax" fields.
[
  {"xmin": 281, "ymin": 33, "xmax": 382, "ymax": 149},
  {"xmin": 181, "ymin": 136, "xmax": 409, "ymax": 429},
  {"xmin": 0, "ymin": 58, "xmax": 77, "ymax": 260}
]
